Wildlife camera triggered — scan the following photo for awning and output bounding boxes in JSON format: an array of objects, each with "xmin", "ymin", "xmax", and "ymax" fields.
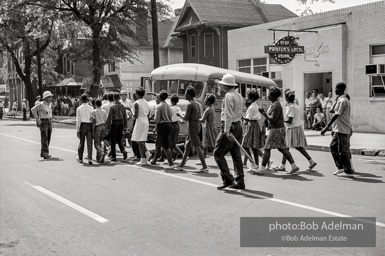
[
  {"xmin": 57, "ymin": 76, "xmax": 86, "ymax": 87},
  {"xmin": 101, "ymin": 74, "xmax": 122, "ymax": 88}
]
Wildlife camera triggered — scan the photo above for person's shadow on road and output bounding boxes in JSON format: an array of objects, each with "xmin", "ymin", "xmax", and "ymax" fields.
[{"xmin": 222, "ymin": 188, "xmax": 274, "ymax": 200}]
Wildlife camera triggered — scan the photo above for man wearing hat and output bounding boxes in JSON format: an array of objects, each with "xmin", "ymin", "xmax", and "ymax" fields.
[
  {"xmin": 214, "ymin": 74, "xmax": 245, "ymax": 190},
  {"xmin": 35, "ymin": 95, "xmax": 41, "ymax": 106},
  {"xmin": 31, "ymin": 91, "xmax": 54, "ymax": 159},
  {"xmin": 120, "ymin": 90, "xmax": 132, "ymax": 111},
  {"xmin": 22, "ymin": 99, "xmax": 28, "ymax": 121}
]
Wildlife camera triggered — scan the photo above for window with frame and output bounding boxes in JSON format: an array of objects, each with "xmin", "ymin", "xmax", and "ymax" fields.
[
  {"xmin": 370, "ymin": 45, "xmax": 385, "ymax": 97},
  {"xmin": 190, "ymin": 35, "xmax": 197, "ymax": 59},
  {"xmin": 204, "ymin": 33, "xmax": 214, "ymax": 57},
  {"xmin": 238, "ymin": 59, "xmax": 251, "ymax": 73},
  {"xmin": 253, "ymin": 57, "xmax": 267, "ymax": 75}
]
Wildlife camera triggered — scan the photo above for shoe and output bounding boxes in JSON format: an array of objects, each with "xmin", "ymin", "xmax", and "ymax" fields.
[
  {"xmin": 287, "ymin": 166, "xmax": 300, "ymax": 174},
  {"xmin": 271, "ymin": 166, "xmax": 286, "ymax": 172},
  {"xmin": 250, "ymin": 163, "xmax": 258, "ymax": 170},
  {"xmin": 337, "ymin": 172, "xmax": 355, "ymax": 177},
  {"xmin": 165, "ymin": 165, "xmax": 177, "ymax": 170},
  {"xmin": 111, "ymin": 158, "xmax": 117, "ymax": 162},
  {"xmin": 195, "ymin": 167, "xmax": 209, "ymax": 173},
  {"xmin": 123, "ymin": 151, "xmax": 128, "ymax": 160},
  {"xmin": 228, "ymin": 184, "xmax": 246, "ymax": 190},
  {"xmin": 333, "ymin": 169, "xmax": 344, "ymax": 175},
  {"xmin": 135, "ymin": 161, "xmax": 147, "ymax": 166},
  {"xmin": 100, "ymin": 153, "xmax": 105, "ymax": 164},
  {"xmin": 252, "ymin": 169, "xmax": 265, "ymax": 175},
  {"xmin": 266, "ymin": 160, "xmax": 273, "ymax": 169},
  {"xmin": 162, "ymin": 161, "xmax": 169, "ymax": 165},
  {"xmin": 308, "ymin": 161, "xmax": 317, "ymax": 170},
  {"xmin": 76, "ymin": 158, "xmax": 83, "ymax": 163},
  {"xmin": 217, "ymin": 183, "xmax": 233, "ymax": 190},
  {"xmin": 88, "ymin": 160, "xmax": 93, "ymax": 165}
]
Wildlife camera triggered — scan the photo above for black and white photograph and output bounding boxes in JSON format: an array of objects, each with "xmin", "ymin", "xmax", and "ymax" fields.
[{"xmin": 0, "ymin": 0, "xmax": 384, "ymax": 255}]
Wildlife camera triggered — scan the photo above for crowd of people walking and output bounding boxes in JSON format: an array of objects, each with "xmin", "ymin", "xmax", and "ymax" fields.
[{"xmin": 30, "ymin": 74, "xmax": 354, "ymax": 190}]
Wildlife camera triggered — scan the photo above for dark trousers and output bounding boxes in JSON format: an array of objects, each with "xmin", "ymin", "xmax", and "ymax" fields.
[
  {"xmin": 23, "ymin": 109, "xmax": 27, "ymax": 121},
  {"xmin": 0, "ymin": 107, "xmax": 3, "ymax": 119},
  {"xmin": 40, "ymin": 119, "xmax": 52, "ymax": 157},
  {"xmin": 132, "ymin": 141, "xmax": 140, "ymax": 159},
  {"xmin": 330, "ymin": 132, "xmax": 353, "ymax": 174},
  {"xmin": 94, "ymin": 124, "xmax": 106, "ymax": 161},
  {"xmin": 111, "ymin": 120, "xmax": 125, "ymax": 158},
  {"xmin": 214, "ymin": 122, "xmax": 244, "ymax": 185},
  {"xmin": 78, "ymin": 123, "xmax": 93, "ymax": 160}
]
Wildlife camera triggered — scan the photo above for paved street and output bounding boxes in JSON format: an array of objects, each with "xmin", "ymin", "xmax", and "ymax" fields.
[{"xmin": 1, "ymin": 119, "xmax": 384, "ymax": 256}]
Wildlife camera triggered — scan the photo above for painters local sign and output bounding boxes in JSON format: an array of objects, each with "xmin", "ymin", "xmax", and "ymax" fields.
[{"xmin": 265, "ymin": 36, "xmax": 304, "ymax": 64}]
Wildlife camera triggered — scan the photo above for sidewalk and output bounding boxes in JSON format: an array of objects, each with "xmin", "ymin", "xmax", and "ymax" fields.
[{"xmin": 4, "ymin": 115, "xmax": 385, "ymax": 157}]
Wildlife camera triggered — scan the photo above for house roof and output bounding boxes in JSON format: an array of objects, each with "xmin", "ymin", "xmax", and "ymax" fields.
[
  {"xmin": 175, "ymin": 0, "xmax": 297, "ymax": 31},
  {"xmin": 123, "ymin": 16, "xmax": 182, "ymax": 49}
]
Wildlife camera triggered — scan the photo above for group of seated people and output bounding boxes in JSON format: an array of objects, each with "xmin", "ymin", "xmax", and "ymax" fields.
[{"xmin": 306, "ymin": 107, "xmax": 326, "ymax": 130}]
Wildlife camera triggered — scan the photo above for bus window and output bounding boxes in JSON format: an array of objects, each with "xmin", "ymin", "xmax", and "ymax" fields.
[
  {"xmin": 252, "ymin": 84, "xmax": 257, "ymax": 89},
  {"xmin": 179, "ymin": 80, "xmax": 204, "ymax": 97},
  {"xmin": 154, "ymin": 80, "xmax": 167, "ymax": 92},
  {"xmin": 169, "ymin": 80, "xmax": 178, "ymax": 94},
  {"xmin": 262, "ymin": 86, "xmax": 267, "ymax": 99},
  {"xmin": 241, "ymin": 83, "xmax": 246, "ymax": 98}
]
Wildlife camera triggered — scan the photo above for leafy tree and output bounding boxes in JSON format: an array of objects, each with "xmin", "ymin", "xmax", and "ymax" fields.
[
  {"xmin": 296, "ymin": 0, "xmax": 335, "ymax": 16},
  {"xmin": 0, "ymin": 1, "xmax": 58, "ymax": 106},
  {"xmin": 30, "ymin": 0, "xmax": 173, "ymax": 96}
]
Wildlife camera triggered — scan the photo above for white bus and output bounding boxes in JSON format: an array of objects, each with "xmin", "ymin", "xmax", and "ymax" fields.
[{"xmin": 142, "ymin": 63, "xmax": 276, "ymax": 141}]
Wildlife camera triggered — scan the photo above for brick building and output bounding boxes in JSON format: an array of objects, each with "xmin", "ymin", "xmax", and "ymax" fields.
[
  {"xmin": 228, "ymin": 1, "xmax": 385, "ymax": 133},
  {"xmin": 174, "ymin": 0, "xmax": 297, "ymax": 68}
]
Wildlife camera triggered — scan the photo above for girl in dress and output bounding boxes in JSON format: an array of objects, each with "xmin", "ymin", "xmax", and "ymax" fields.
[
  {"xmin": 131, "ymin": 87, "xmax": 151, "ymax": 166},
  {"xmin": 199, "ymin": 94, "xmax": 218, "ymax": 159},
  {"xmin": 169, "ymin": 94, "xmax": 184, "ymax": 161},
  {"xmin": 177, "ymin": 86, "xmax": 209, "ymax": 172},
  {"xmin": 272, "ymin": 89, "xmax": 317, "ymax": 172},
  {"xmin": 241, "ymin": 89, "xmax": 265, "ymax": 171},
  {"xmin": 256, "ymin": 86, "xmax": 300, "ymax": 175}
]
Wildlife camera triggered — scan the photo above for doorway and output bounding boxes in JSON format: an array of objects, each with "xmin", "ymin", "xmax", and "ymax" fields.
[{"xmin": 304, "ymin": 72, "xmax": 332, "ymax": 98}]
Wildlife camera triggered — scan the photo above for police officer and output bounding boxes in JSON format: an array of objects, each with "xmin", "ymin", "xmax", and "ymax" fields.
[{"xmin": 31, "ymin": 91, "xmax": 54, "ymax": 159}]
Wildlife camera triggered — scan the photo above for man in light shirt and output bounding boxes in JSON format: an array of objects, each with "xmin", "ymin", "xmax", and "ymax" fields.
[
  {"xmin": 321, "ymin": 82, "xmax": 354, "ymax": 177},
  {"xmin": 214, "ymin": 74, "xmax": 245, "ymax": 190},
  {"xmin": 91, "ymin": 99, "xmax": 108, "ymax": 163},
  {"xmin": 120, "ymin": 90, "xmax": 132, "ymax": 111},
  {"xmin": 76, "ymin": 94, "xmax": 94, "ymax": 164},
  {"xmin": 31, "ymin": 91, "xmax": 54, "ymax": 159}
]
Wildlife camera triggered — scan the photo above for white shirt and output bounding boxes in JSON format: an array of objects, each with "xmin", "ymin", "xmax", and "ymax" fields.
[
  {"xmin": 102, "ymin": 102, "xmax": 114, "ymax": 116},
  {"xmin": 120, "ymin": 99, "xmax": 133, "ymax": 110},
  {"xmin": 285, "ymin": 103, "xmax": 302, "ymax": 128},
  {"xmin": 319, "ymin": 98, "xmax": 327, "ymax": 109},
  {"xmin": 171, "ymin": 105, "xmax": 182, "ymax": 122},
  {"xmin": 76, "ymin": 103, "xmax": 93, "ymax": 131},
  {"xmin": 245, "ymin": 102, "xmax": 261, "ymax": 121},
  {"xmin": 221, "ymin": 89, "xmax": 243, "ymax": 133}
]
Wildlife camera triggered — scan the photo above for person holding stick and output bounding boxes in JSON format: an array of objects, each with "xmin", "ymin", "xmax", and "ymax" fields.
[{"xmin": 214, "ymin": 74, "xmax": 245, "ymax": 190}]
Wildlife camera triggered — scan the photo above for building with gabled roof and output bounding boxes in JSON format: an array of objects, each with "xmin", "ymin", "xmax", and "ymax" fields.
[{"xmin": 173, "ymin": 0, "xmax": 297, "ymax": 68}]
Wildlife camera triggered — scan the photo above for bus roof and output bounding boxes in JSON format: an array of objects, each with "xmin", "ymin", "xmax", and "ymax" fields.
[{"xmin": 150, "ymin": 63, "xmax": 276, "ymax": 87}]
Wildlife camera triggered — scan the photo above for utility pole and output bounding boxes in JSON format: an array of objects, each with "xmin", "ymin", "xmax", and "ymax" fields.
[
  {"xmin": 150, "ymin": 0, "xmax": 160, "ymax": 69},
  {"xmin": 36, "ymin": 38, "xmax": 43, "ymax": 97}
]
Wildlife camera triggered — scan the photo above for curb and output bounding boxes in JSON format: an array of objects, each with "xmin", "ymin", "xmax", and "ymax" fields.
[{"xmin": 306, "ymin": 145, "xmax": 385, "ymax": 157}]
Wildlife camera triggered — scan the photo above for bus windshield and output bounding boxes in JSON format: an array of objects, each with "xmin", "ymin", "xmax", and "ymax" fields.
[{"xmin": 153, "ymin": 80, "xmax": 204, "ymax": 97}]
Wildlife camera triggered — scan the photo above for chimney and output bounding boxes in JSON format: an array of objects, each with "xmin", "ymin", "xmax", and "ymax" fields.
[
  {"xmin": 136, "ymin": 6, "xmax": 149, "ymax": 46},
  {"xmin": 174, "ymin": 8, "xmax": 182, "ymax": 16}
]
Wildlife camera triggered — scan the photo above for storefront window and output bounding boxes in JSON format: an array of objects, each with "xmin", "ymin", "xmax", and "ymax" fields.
[{"xmin": 370, "ymin": 45, "xmax": 385, "ymax": 97}]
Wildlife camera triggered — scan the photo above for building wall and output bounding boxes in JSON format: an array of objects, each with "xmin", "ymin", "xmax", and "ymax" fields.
[{"xmin": 228, "ymin": 1, "xmax": 385, "ymax": 133}]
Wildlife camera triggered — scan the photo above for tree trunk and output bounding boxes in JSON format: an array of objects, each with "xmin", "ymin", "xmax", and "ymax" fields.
[{"xmin": 91, "ymin": 29, "xmax": 102, "ymax": 97}]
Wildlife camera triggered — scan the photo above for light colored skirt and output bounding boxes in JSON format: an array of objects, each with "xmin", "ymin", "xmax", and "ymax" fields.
[
  {"xmin": 242, "ymin": 121, "xmax": 263, "ymax": 149},
  {"xmin": 265, "ymin": 127, "xmax": 287, "ymax": 149},
  {"xmin": 132, "ymin": 116, "xmax": 149, "ymax": 142},
  {"xmin": 286, "ymin": 126, "xmax": 307, "ymax": 148}
]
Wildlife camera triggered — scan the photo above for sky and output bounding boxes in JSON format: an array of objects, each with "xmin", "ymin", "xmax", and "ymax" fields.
[{"xmin": 168, "ymin": 0, "xmax": 382, "ymax": 15}]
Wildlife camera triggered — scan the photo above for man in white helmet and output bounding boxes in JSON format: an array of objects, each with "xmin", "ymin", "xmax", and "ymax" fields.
[
  {"xmin": 31, "ymin": 91, "xmax": 54, "ymax": 159},
  {"xmin": 214, "ymin": 74, "xmax": 245, "ymax": 190}
]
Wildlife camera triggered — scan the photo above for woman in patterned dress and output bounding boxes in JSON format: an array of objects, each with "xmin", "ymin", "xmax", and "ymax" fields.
[
  {"xmin": 255, "ymin": 86, "xmax": 300, "ymax": 175},
  {"xmin": 199, "ymin": 94, "xmax": 218, "ymax": 158},
  {"xmin": 177, "ymin": 86, "xmax": 209, "ymax": 172}
]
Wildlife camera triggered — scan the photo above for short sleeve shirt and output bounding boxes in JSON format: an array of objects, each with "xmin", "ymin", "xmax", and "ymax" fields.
[
  {"xmin": 268, "ymin": 101, "xmax": 285, "ymax": 129},
  {"xmin": 285, "ymin": 103, "xmax": 302, "ymax": 128},
  {"xmin": 332, "ymin": 95, "xmax": 351, "ymax": 134},
  {"xmin": 245, "ymin": 102, "xmax": 261, "ymax": 121}
]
